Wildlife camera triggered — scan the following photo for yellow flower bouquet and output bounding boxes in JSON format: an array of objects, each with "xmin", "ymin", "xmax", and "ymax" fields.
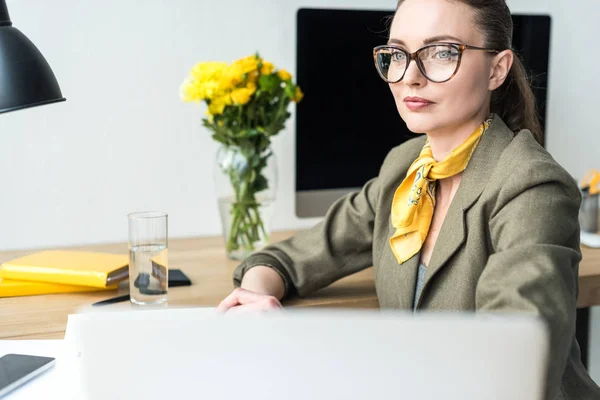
[{"xmin": 181, "ymin": 54, "xmax": 303, "ymax": 259}]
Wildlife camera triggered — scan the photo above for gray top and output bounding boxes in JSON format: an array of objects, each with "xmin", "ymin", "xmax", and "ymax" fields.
[{"xmin": 413, "ymin": 263, "xmax": 427, "ymax": 310}]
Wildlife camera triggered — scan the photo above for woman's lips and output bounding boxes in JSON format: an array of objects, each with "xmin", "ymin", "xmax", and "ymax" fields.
[{"xmin": 404, "ymin": 96, "xmax": 434, "ymax": 111}]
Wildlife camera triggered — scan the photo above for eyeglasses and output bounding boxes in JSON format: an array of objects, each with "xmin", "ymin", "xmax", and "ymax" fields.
[{"xmin": 373, "ymin": 43, "xmax": 500, "ymax": 84}]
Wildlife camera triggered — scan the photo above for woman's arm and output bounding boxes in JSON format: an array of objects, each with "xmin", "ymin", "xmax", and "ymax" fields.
[
  {"xmin": 476, "ymin": 174, "xmax": 581, "ymax": 399},
  {"xmin": 230, "ymin": 137, "xmax": 420, "ymax": 301},
  {"xmin": 232, "ymin": 174, "xmax": 381, "ymax": 299},
  {"xmin": 240, "ymin": 265, "xmax": 285, "ymax": 299},
  {"xmin": 218, "ymin": 175, "xmax": 380, "ymax": 314}
]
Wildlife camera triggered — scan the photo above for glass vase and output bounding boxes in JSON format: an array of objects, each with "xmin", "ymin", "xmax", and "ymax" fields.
[{"xmin": 214, "ymin": 144, "xmax": 277, "ymax": 260}]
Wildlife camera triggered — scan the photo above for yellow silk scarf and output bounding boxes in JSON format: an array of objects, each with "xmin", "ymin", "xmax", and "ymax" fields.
[{"xmin": 389, "ymin": 117, "xmax": 492, "ymax": 264}]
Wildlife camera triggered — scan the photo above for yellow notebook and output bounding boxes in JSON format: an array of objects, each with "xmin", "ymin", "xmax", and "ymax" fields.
[
  {"xmin": 0, "ymin": 250, "xmax": 129, "ymax": 288},
  {"xmin": 0, "ymin": 278, "xmax": 118, "ymax": 297}
]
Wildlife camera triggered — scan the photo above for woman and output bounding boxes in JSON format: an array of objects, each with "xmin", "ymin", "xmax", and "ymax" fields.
[{"xmin": 218, "ymin": 0, "xmax": 600, "ymax": 398}]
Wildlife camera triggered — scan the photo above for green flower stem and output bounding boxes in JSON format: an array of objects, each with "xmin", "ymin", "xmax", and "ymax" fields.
[{"xmin": 224, "ymin": 157, "xmax": 270, "ymax": 255}]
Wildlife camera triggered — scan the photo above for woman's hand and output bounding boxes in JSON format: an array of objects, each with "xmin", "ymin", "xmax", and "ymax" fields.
[
  {"xmin": 217, "ymin": 265, "xmax": 285, "ymax": 314},
  {"xmin": 216, "ymin": 287, "xmax": 283, "ymax": 314}
]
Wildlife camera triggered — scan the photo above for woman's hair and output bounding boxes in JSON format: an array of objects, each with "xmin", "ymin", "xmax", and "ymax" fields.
[{"xmin": 394, "ymin": 0, "xmax": 543, "ymax": 143}]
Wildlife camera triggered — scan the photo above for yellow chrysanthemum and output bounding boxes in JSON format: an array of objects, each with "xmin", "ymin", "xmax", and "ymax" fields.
[
  {"xmin": 277, "ymin": 69, "xmax": 292, "ymax": 81},
  {"xmin": 182, "ymin": 54, "xmax": 303, "ymax": 122},
  {"xmin": 220, "ymin": 65, "xmax": 244, "ymax": 91},
  {"xmin": 180, "ymin": 61, "xmax": 228, "ymax": 102},
  {"xmin": 191, "ymin": 61, "xmax": 227, "ymax": 83},
  {"xmin": 261, "ymin": 61, "xmax": 274, "ymax": 75},
  {"xmin": 293, "ymin": 86, "xmax": 304, "ymax": 103},
  {"xmin": 204, "ymin": 80, "xmax": 227, "ymax": 100},
  {"xmin": 247, "ymin": 70, "xmax": 260, "ymax": 84},
  {"xmin": 232, "ymin": 55, "xmax": 260, "ymax": 75},
  {"xmin": 208, "ymin": 94, "xmax": 232, "ymax": 115},
  {"xmin": 230, "ymin": 87, "xmax": 254, "ymax": 105},
  {"xmin": 208, "ymin": 102, "xmax": 224, "ymax": 116},
  {"xmin": 180, "ymin": 78, "xmax": 202, "ymax": 102}
]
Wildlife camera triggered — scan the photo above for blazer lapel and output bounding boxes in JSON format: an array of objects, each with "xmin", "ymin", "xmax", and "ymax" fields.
[
  {"xmin": 383, "ymin": 215, "xmax": 421, "ymax": 309},
  {"xmin": 416, "ymin": 115, "xmax": 515, "ymax": 306},
  {"xmin": 397, "ymin": 253, "xmax": 420, "ymax": 309}
]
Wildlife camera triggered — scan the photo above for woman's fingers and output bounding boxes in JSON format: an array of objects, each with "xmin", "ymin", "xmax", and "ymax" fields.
[
  {"xmin": 225, "ymin": 297, "xmax": 283, "ymax": 315},
  {"xmin": 216, "ymin": 288, "xmax": 281, "ymax": 314}
]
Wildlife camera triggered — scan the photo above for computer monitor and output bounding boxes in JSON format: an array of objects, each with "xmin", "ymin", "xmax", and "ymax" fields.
[{"xmin": 295, "ymin": 8, "xmax": 551, "ymax": 218}]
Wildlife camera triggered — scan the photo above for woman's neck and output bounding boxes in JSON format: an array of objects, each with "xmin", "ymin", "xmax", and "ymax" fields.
[{"xmin": 426, "ymin": 109, "xmax": 490, "ymax": 161}]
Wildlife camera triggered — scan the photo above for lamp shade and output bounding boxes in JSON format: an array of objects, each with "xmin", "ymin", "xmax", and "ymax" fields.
[{"xmin": 0, "ymin": 0, "xmax": 65, "ymax": 114}]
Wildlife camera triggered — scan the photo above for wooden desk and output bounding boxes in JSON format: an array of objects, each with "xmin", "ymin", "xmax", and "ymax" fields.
[
  {"xmin": 0, "ymin": 231, "xmax": 377, "ymax": 340},
  {"xmin": 1, "ymin": 231, "xmax": 600, "ymax": 360}
]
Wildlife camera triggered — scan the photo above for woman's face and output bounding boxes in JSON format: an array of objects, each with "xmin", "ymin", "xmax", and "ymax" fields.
[{"xmin": 389, "ymin": 0, "xmax": 495, "ymax": 135}]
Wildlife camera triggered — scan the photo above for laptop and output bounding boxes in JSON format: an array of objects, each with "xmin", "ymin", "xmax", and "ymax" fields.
[{"xmin": 64, "ymin": 308, "xmax": 549, "ymax": 400}]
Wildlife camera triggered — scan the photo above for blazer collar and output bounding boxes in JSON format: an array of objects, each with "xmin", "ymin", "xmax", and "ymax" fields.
[{"xmin": 414, "ymin": 114, "xmax": 516, "ymax": 307}]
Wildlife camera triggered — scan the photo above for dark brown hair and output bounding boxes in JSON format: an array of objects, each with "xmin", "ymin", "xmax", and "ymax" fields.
[{"xmin": 394, "ymin": 0, "xmax": 543, "ymax": 143}]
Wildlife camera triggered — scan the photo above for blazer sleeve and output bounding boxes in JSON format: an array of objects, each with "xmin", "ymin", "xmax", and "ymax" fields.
[
  {"xmin": 475, "ymin": 167, "xmax": 582, "ymax": 399},
  {"xmin": 232, "ymin": 148, "xmax": 402, "ymax": 298}
]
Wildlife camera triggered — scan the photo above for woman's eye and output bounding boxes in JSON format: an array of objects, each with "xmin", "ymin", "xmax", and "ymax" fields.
[
  {"xmin": 392, "ymin": 52, "xmax": 406, "ymax": 62},
  {"xmin": 434, "ymin": 49, "xmax": 458, "ymax": 60}
]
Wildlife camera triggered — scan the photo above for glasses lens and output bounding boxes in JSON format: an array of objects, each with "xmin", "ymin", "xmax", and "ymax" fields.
[
  {"xmin": 375, "ymin": 48, "xmax": 407, "ymax": 83},
  {"xmin": 418, "ymin": 45, "xmax": 460, "ymax": 82}
]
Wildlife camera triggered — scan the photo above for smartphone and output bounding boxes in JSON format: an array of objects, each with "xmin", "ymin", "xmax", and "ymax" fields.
[
  {"xmin": 134, "ymin": 268, "xmax": 191, "ymax": 295},
  {"xmin": 0, "ymin": 353, "xmax": 55, "ymax": 398}
]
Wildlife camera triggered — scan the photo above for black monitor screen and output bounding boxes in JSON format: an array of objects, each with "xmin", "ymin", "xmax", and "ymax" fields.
[{"xmin": 295, "ymin": 8, "xmax": 551, "ymax": 192}]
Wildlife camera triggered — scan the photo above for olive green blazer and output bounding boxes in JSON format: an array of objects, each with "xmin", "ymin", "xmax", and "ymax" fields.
[{"xmin": 233, "ymin": 115, "xmax": 600, "ymax": 399}]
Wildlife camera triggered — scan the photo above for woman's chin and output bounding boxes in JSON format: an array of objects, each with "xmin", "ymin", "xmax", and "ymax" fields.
[{"xmin": 398, "ymin": 111, "xmax": 436, "ymax": 134}]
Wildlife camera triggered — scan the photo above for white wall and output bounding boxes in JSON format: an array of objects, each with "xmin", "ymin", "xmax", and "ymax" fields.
[
  {"xmin": 3, "ymin": 0, "xmax": 598, "ymax": 247},
  {"xmin": 506, "ymin": 0, "xmax": 600, "ymax": 179},
  {"xmin": 3, "ymin": 0, "xmax": 600, "ymax": 382},
  {"xmin": 2, "ymin": 0, "xmax": 290, "ymax": 251}
]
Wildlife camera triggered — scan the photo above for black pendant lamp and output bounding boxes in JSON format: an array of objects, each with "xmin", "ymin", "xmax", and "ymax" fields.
[{"xmin": 0, "ymin": 0, "xmax": 65, "ymax": 114}]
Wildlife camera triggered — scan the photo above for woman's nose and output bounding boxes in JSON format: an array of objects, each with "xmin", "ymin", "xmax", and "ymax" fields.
[{"xmin": 402, "ymin": 58, "xmax": 427, "ymax": 86}]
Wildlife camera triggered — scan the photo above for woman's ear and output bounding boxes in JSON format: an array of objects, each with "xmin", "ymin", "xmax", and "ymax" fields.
[{"xmin": 488, "ymin": 49, "xmax": 514, "ymax": 90}]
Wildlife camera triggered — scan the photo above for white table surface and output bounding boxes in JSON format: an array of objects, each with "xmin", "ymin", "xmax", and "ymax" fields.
[{"xmin": 0, "ymin": 307, "xmax": 216, "ymax": 400}]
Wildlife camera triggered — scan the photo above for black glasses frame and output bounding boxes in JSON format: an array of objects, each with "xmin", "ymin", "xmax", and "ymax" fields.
[{"xmin": 373, "ymin": 43, "xmax": 500, "ymax": 83}]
